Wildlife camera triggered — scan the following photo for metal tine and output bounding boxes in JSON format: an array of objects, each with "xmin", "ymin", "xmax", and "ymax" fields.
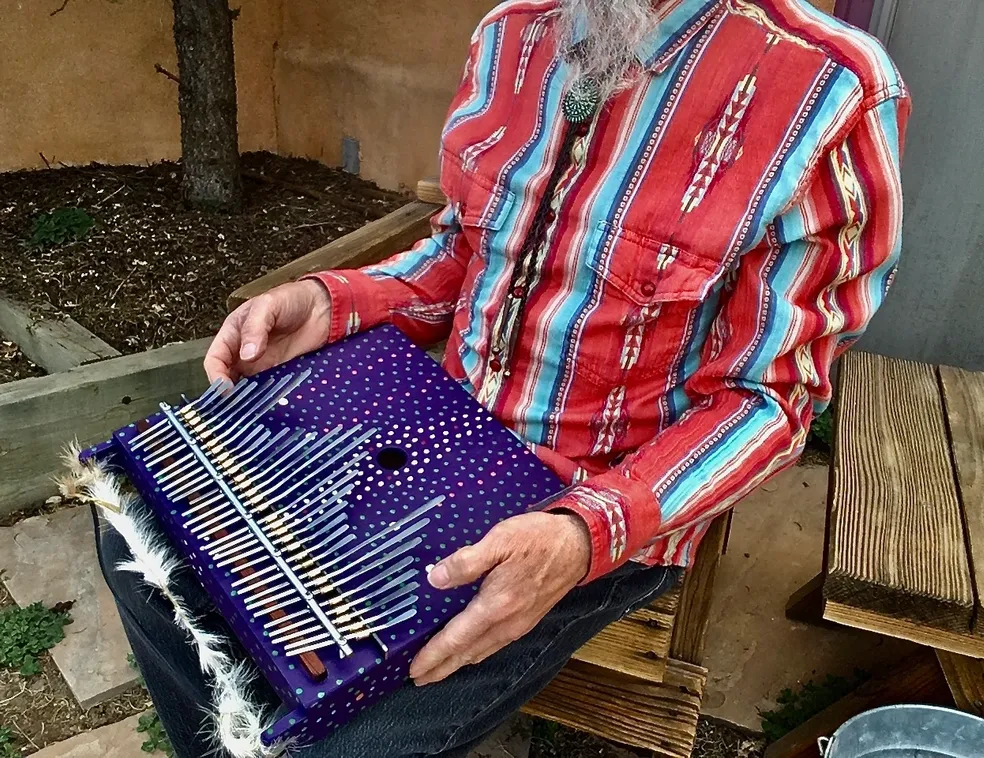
[
  {"xmin": 129, "ymin": 377, "xmax": 233, "ymax": 450},
  {"xmin": 181, "ymin": 423, "xmax": 270, "ymax": 479},
  {"xmin": 244, "ymin": 425, "xmax": 358, "ymax": 502},
  {"xmin": 185, "ymin": 503, "xmax": 238, "ymax": 530},
  {"xmin": 338, "ymin": 595, "xmax": 417, "ymax": 634},
  {"xmin": 231, "ymin": 563, "xmax": 280, "ymax": 588},
  {"xmin": 328, "ymin": 568, "xmax": 418, "ymax": 613},
  {"xmin": 214, "ymin": 369, "xmax": 313, "ymax": 442},
  {"xmin": 288, "ymin": 511, "xmax": 349, "ymax": 555},
  {"xmin": 284, "ymin": 530, "xmax": 356, "ymax": 577},
  {"xmin": 242, "ymin": 430, "xmax": 324, "ymax": 487},
  {"xmin": 269, "ymin": 622, "xmax": 328, "ymax": 647},
  {"xmin": 278, "ymin": 476, "xmax": 358, "ymax": 529},
  {"xmin": 155, "ymin": 451, "xmax": 196, "ymax": 480},
  {"xmin": 284, "ymin": 608, "xmax": 418, "ymax": 657},
  {"xmin": 278, "ymin": 461, "xmax": 365, "ymax": 526},
  {"xmin": 208, "ymin": 536, "xmax": 260, "ymax": 564},
  {"xmin": 196, "ymin": 512, "xmax": 247, "ymax": 539},
  {"xmin": 263, "ymin": 608, "xmax": 310, "ymax": 631},
  {"xmin": 133, "ymin": 375, "xmax": 244, "ymax": 455},
  {"xmin": 325, "ymin": 556, "xmax": 416, "ymax": 606},
  {"xmin": 317, "ymin": 496, "xmax": 444, "ymax": 573},
  {"xmin": 144, "ymin": 436, "xmax": 190, "ymax": 468},
  {"xmin": 281, "ymin": 485, "xmax": 354, "ymax": 538},
  {"xmin": 195, "ymin": 376, "xmax": 268, "ymax": 427},
  {"xmin": 203, "ymin": 525, "xmax": 255, "ymax": 554},
  {"xmin": 245, "ymin": 586, "xmax": 297, "ymax": 611},
  {"xmin": 321, "ymin": 536, "xmax": 424, "ymax": 590},
  {"xmin": 265, "ymin": 610, "xmax": 326, "ymax": 639},
  {"xmin": 215, "ymin": 544, "xmax": 266, "ymax": 569},
  {"xmin": 243, "ymin": 580, "xmax": 292, "ymax": 607},
  {"xmin": 257, "ymin": 428, "xmax": 378, "ymax": 509},
  {"xmin": 255, "ymin": 594, "xmax": 305, "ymax": 616},
  {"xmin": 230, "ymin": 553, "xmax": 277, "ymax": 574},
  {"xmin": 182, "ymin": 490, "xmax": 227, "ymax": 519},
  {"xmin": 333, "ymin": 581, "xmax": 421, "ymax": 625},
  {"xmin": 202, "ymin": 376, "xmax": 287, "ymax": 443},
  {"xmin": 234, "ymin": 427, "xmax": 294, "ymax": 471},
  {"xmin": 283, "ymin": 602, "xmax": 417, "ymax": 657},
  {"xmin": 167, "ymin": 428, "xmax": 310, "ymax": 501}
]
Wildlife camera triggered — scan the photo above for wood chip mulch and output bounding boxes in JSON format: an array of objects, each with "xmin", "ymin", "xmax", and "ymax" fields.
[{"xmin": 0, "ymin": 152, "xmax": 407, "ymax": 355}]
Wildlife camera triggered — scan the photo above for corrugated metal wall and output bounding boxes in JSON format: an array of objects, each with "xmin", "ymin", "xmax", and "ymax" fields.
[{"xmin": 858, "ymin": 0, "xmax": 984, "ymax": 370}]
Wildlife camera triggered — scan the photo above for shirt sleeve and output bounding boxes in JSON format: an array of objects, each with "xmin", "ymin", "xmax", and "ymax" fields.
[
  {"xmin": 305, "ymin": 203, "xmax": 472, "ymax": 347},
  {"xmin": 303, "ymin": 35, "xmax": 485, "ymax": 348},
  {"xmin": 548, "ymin": 94, "xmax": 911, "ymax": 583}
]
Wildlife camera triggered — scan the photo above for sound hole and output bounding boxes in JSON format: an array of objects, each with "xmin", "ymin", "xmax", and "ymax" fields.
[{"xmin": 376, "ymin": 447, "xmax": 408, "ymax": 471}]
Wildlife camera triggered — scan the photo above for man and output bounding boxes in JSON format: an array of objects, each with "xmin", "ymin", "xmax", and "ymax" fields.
[{"xmin": 100, "ymin": 0, "xmax": 908, "ymax": 755}]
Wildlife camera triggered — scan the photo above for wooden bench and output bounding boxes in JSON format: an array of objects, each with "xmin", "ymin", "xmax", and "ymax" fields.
[
  {"xmin": 769, "ymin": 351, "xmax": 984, "ymax": 757},
  {"xmin": 229, "ymin": 187, "xmax": 730, "ymax": 757}
]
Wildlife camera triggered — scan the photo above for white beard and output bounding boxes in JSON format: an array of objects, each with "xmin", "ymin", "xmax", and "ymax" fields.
[{"xmin": 557, "ymin": 0, "xmax": 661, "ymax": 103}]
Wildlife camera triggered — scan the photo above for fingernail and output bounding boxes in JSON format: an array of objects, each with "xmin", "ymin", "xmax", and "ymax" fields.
[
  {"xmin": 428, "ymin": 563, "xmax": 450, "ymax": 589},
  {"xmin": 240, "ymin": 343, "xmax": 257, "ymax": 361}
]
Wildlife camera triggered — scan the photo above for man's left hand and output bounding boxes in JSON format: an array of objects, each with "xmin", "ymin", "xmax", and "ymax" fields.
[{"xmin": 409, "ymin": 511, "xmax": 591, "ymax": 686}]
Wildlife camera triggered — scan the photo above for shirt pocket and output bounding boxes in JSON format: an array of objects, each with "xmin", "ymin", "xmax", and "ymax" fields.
[
  {"xmin": 580, "ymin": 221, "xmax": 726, "ymax": 386},
  {"xmin": 441, "ymin": 150, "xmax": 516, "ymax": 262}
]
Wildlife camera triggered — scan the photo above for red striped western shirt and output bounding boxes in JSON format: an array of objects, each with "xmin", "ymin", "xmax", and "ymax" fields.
[{"xmin": 309, "ymin": 0, "xmax": 910, "ymax": 582}]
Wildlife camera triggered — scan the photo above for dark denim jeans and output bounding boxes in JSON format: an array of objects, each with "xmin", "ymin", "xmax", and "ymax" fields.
[{"xmin": 94, "ymin": 506, "xmax": 679, "ymax": 758}]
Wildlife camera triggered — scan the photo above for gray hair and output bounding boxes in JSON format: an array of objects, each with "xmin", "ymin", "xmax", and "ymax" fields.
[{"xmin": 556, "ymin": 0, "xmax": 661, "ymax": 103}]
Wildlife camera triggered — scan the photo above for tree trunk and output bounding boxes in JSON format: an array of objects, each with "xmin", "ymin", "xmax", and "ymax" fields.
[{"xmin": 171, "ymin": 0, "xmax": 243, "ymax": 212}]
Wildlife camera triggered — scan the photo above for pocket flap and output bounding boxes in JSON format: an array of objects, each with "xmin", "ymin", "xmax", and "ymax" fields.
[
  {"xmin": 588, "ymin": 222, "xmax": 725, "ymax": 305},
  {"xmin": 441, "ymin": 150, "xmax": 516, "ymax": 231}
]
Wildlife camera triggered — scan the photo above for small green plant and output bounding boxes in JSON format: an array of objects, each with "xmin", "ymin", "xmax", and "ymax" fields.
[
  {"xmin": 128, "ymin": 652, "xmax": 147, "ymax": 687},
  {"xmin": 0, "ymin": 726, "xmax": 20, "ymax": 758},
  {"xmin": 809, "ymin": 407, "xmax": 834, "ymax": 449},
  {"xmin": 0, "ymin": 602, "xmax": 71, "ymax": 676},
  {"xmin": 137, "ymin": 710, "xmax": 174, "ymax": 756},
  {"xmin": 27, "ymin": 207, "xmax": 95, "ymax": 248},
  {"xmin": 759, "ymin": 670, "xmax": 869, "ymax": 743}
]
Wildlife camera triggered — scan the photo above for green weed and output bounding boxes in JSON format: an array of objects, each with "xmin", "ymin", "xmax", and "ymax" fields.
[
  {"xmin": 809, "ymin": 407, "xmax": 834, "ymax": 449},
  {"xmin": 759, "ymin": 670, "xmax": 869, "ymax": 743},
  {"xmin": 0, "ymin": 726, "xmax": 20, "ymax": 758},
  {"xmin": 27, "ymin": 207, "xmax": 95, "ymax": 248},
  {"xmin": 137, "ymin": 710, "xmax": 174, "ymax": 756},
  {"xmin": 0, "ymin": 602, "xmax": 71, "ymax": 676}
]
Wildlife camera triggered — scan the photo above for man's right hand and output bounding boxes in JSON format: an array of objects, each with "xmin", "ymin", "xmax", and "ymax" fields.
[{"xmin": 204, "ymin": 279, "xmax": 333, "ymax": 383}]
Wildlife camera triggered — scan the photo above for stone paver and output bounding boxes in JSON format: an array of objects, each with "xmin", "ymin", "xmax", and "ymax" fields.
[
  {"xmin": 701, "ymin": 464, "xmax": 917, "ymax": 729},
  {"xmin": 467, "ymin": 714, "xmax": 532, "ymax": 758},
  {"xmin": 30, "ymin": 714, "xmax": 147, "ymax": 758},
  {"xmin": 0, "ymin": 506, "xmax": 136, "ymax": 708}
]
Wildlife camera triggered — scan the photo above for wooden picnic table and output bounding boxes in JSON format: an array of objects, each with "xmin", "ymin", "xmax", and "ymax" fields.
[{"xmin": 768, "ymin": 350, "xmax": 984, "ymax": 757}]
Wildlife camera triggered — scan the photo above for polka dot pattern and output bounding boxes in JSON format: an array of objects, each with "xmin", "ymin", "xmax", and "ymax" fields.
[{"xmin": 87, "ymin": 325, "xmax": 563, "ymax": 747}]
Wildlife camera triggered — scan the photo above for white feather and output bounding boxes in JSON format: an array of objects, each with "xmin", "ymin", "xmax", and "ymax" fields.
[{"xmin": 63, "ymin": 454, "xmax": 284, "ymax": 757}]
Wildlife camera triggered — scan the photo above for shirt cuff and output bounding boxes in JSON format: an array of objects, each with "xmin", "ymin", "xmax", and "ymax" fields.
[
  {"xmin": 544, "ymin": 469, "xmax": 661, "ymax": 584},
  {"xmin": 302, "ymin": 270, "xmax": 391, "ymax": 345}
]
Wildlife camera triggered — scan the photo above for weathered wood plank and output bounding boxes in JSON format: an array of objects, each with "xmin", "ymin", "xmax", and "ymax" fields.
[
  {"xmin": 572, "ymin": 585, "xmax": 680, "ymax": 683},
  {"xmin": 937, "ymin": 650, "xmax": 984, "ymax": 717},
  {"xmin": 416, "ymin": 179, "xmax": 448, "ymax": 206},
  {"xmin": 0, "ymin": 339, "xmax": 210, "ymax": 514},
  {"xmin": 0, "ymin": 296, "xmax": 119, "ymax": 372},
  {"xmin": 939, "ymin": 365, "xmax": 984, "ymax": 636},
  {"xmin": 669, "ymin": 514, "xmax": 728, "ymax": 665},
  {"xmin": 824, "ymin": 600, "xmax": 984, "ymax": 658},
  {"xmin": 227, "ymin": 202, "xmax": 438, "ymax": 310},
  {"xmin": 826, "ymin": 351, "xmax": 975, "ymax": 633},
  {"xmin": 763, "ymin": 650, "xmax": 951, "ymax": 758},
  {"xmin": 522, "ymin": 658, "xmax": 705, "ymax": 758}
]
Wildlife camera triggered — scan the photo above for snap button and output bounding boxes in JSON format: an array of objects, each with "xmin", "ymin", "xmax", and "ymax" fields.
[
  {"xmin": 489, "ymin": 358, "xmax": 502, "ymax": 372},
  {"xmin": 640, "ymin": 281, "xmax": 657, "ymax": 297},
  {"xmin": 545, "ymin": 209, "xmax": 557, "ymax": 223}
]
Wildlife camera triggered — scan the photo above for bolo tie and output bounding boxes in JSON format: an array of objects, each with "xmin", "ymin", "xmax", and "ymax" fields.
[{"xmin": 562, "ymin": 76, "xmax": 600, "ymax": 124}]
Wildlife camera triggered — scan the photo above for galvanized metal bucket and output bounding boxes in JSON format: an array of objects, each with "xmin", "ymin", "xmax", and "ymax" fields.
[{"xmin": 820, "ymin": 705, "xmax": 984, "ymax": 757}]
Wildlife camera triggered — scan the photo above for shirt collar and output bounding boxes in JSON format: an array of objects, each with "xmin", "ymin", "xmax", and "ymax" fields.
[{"xmin": 571, "ymin": 0, "xmax": 726, "ymax": 74}]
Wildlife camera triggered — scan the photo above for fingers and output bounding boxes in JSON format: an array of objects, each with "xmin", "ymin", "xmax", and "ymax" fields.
[
  {"xmin": 237, "ymin": 295, "xmax": 277, "ymax": 365},
  {"xmin": 409, "ymin": 598, "xmax": 489, "ymax": 684},
  {"xmin": 204, "ymin": 307, "xmax": 248, "ymax": 383},
  {"xmin": 428, "ymin": 539, "xmax": 502, "ymax": 590}
]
